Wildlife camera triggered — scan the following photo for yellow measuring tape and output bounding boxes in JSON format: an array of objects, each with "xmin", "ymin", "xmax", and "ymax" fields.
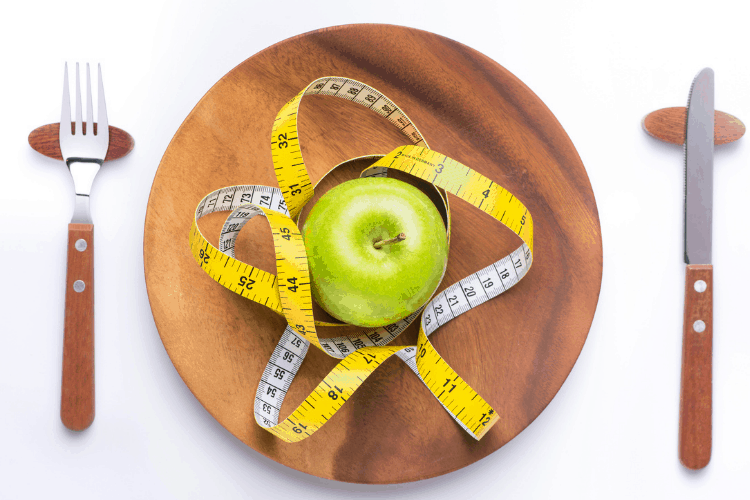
[{"xmin": 189, "ymin": 77, "xmax": 533, "ymax": 442}]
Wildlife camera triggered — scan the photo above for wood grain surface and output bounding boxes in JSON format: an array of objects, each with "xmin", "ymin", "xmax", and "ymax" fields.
[
  {"xmin": 679, "ymin": 264, "xmax": 713, "ymax": 470},
  {"xmin": 144, "ymin": 24, "xmax": 602, "ymax": 483},
  {"xmin": 643, "ymin": 107, "xmax": 745, "ymax": 145},
  {"xmin": 28, "ymin": 123, "xmax": 134, "ymax": 162},
  {"xmin": 61, "ymin": 223, "xmax": 95, "ymax": 431}
]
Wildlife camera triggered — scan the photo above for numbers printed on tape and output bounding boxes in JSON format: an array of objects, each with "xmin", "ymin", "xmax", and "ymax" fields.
[{"xmin": 189, "ymin": 77, "xmax": 533, "ymax": 442}]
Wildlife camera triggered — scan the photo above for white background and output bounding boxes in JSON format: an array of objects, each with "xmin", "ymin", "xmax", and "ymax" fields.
[{"xmin": 2, "ymin": 0, "xmax": 749, "ymax": 498}]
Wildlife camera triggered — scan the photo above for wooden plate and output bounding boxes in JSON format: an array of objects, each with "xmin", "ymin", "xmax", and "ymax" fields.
[{"xmin": 144, "ymin": 24, "xmax": 602, "ymax": 483}]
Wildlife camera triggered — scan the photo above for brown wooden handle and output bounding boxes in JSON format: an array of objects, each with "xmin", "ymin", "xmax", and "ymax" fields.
[
  {"xmin": 679, "ymin": 264, "xmax": 713, "ymax": 469},
  {"xmin": 61, "ymin": 223, "xmax": 95, "ymax": 431}
]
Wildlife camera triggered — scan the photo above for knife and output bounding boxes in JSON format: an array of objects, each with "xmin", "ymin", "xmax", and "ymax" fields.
[{"xmin": 679, "ymin": 67, "xmax": 714, "ymax": 470}]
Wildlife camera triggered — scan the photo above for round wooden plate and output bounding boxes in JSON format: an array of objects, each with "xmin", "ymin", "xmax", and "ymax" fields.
[{"xmin": 144, "ymin": 24, "xmax": 602, "ymax": 483}]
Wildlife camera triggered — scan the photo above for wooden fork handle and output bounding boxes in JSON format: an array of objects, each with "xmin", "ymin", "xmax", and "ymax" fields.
[
  {"xmin": 679, "ymin": 264, "xmax": 713, "ymax": 469},
  {"xmin": 61, "ymin": 223, "xmax": 95, "ymax": 431}
]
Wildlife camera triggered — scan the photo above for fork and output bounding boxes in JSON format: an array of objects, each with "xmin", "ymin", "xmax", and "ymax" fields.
[{"xmin": 59, "ymin": 62, "xmax": 109, "ymax": 431}]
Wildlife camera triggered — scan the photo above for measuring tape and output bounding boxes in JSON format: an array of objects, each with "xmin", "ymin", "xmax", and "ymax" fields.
[{"xmin": 189, "ymin": 77, "xmax": 533, "ymax": 443}]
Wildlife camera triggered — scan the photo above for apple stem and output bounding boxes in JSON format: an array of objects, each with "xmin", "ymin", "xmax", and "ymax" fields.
[{"xmin": 373, "ymin": 233, "xmax": 406, "ymax": 249}]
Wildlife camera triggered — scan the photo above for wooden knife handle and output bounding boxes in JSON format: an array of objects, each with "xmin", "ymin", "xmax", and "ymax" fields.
[
  {"xmin": 679, "ymin": 264, "xmax": 713, "ymax": 469},
  {"xmin": 61, "ymin": 223, "xmax": 95, "ymax": 431}
]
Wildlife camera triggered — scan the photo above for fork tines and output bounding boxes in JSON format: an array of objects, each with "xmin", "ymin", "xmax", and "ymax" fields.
[
  {"xmin": 60, "ymin": 62, "xmax": 108, "ymax": 139},
  {"xmin": 59, "ymin": 62, "xmax": 109, "ymax": 162}
]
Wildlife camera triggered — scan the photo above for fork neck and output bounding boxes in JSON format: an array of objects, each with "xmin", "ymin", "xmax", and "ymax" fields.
[
  {"xmin": 72, "ymin": 195, "xmax": 92, "ymax": 224},
  {"xmin": 67, "ymin": 159, "xmax": 102, "ymax": 224}
]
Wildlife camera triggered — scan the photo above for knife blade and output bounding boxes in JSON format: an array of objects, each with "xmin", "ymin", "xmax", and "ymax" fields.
[
  {"xmin": 679, "ymin": 67, "xmax": 714, "ymax": 470},
  {"xmin": 685, "ymin": 69, "xmax": 714, "ymax": 265}
]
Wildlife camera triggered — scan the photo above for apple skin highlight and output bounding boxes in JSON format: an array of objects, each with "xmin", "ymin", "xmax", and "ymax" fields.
[{"xmin": 302, "ymin": 177, "xmax": 448, "ymax": 328}]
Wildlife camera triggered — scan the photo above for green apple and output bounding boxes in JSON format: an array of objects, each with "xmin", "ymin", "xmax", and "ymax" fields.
[{"xmin": 301, "ymin": 177, "xmax": 448, "ymax": 328}]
